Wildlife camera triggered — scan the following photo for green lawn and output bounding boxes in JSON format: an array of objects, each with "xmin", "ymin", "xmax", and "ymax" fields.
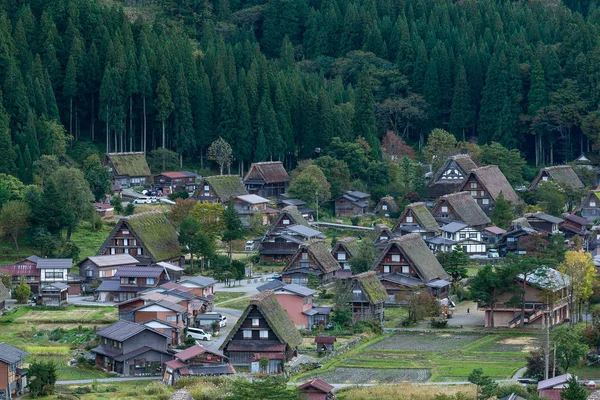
[
  {"xmin": 221, "ymin": 297, "xmax": 251, "ymax": 311},
  {"xmin": 383, "ymin": 307, "xmax": 408, "ymax": 328},
  {"xmin": 214, "ymin": 292, "xmax": 247, "ymax": 304}
]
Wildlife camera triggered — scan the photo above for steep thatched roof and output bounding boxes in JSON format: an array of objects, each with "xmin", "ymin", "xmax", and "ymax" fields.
[
  {"xmin": 204, "ymin": 175, "xmax": 248, "ymax": 202},
  {"xmin": 245, "ymin": 161, "xmax": 290, "ymax": 184},
  {"xmin": 220, "ymin": 291, "xmax": 302, "ymax": 350},
  {"xmin": 439, "ymin": 191, "xmax": 491, "ymax": 227},
  {"xmin": 377, "ymin": 196, "xmax": 400, "ymax": 213},
  {"xmin": 119, "ymin": 212, "xmax": 181, "ymax": 262},
  {"xmin": 286, "ymin": 240, "xmax": 340, "ymax": 274},
  {"xmin": 465, "ymin": 166, "xmax": 519, "ymax": 203},
  {"xmin": 334, "ymin": 237, "xmax": 360, "ymax": 258},
  {"xmin": 106, "ymin": 152, "xmax": 151, "ymax": 177},
  {"xmin": 271, "ymin": 206, "xmax": 310, "ymax": 230},
  {"xmin": 530, "ymin": 165, "xmax": 584, "ymax": 190},
  {"xmin": 428, "ymin": 155, "xmax": 478, "ymax": 199},
  {"xmin": 352, "ymin": 271, "xmax": 388, "ymax": 304},
  {"xmin": 373, "ymin": 233, "xmax": 449, "ymax": 282},
  {"xmin": 395, "ymin": 202, "xmax": 440, "ymax": 233}
]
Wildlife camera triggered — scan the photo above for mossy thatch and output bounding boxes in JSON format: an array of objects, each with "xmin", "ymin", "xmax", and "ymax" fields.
[
  {"xmin": 352, "ymin": 271, "xmax": 388, "ymax": 304},
  {"xmin": 204, "ymin": 175, "xmax": 248, "ymax": 202},
  {"xmin": 124, "ymin": 212, "xmax": 181, "ymax": 262},
  {"xmin": 106, "ymin": 152, "xmax": 151, "ymax": 177}
]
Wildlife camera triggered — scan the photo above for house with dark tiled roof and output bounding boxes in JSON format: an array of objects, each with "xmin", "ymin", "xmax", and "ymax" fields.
[
  {"xmin": 349, "ymin": 271, "xmax": 387, "ymax": 323},
  {"xmin": 331, "ymin": 237, "xmax": 360, "ymax": 270},
  {"xmin": 497, "ymin": 218, "xmax": 539, "ymax": 256},
  {"xmin": 459, "ymin": 165, "xmax": 520, "ymax": 216},
  {"xmin": 428, "ymin": 154, "xmax": 478, "ymax": 200},
  {"xmin": 560, "ymin": 214, "xmax": 589, "ymax": 241},
  {"xmin": 259, "ymin": 206, "xmax": 323, "ymax": 263},
  {"xmin": 98, "ymin": 212, "xmax": 183, "ymax": 266},
  {"xmin": 525, "ymin": 212, "xmax": 564, "ymax": 235},
  {"xmin": 153, "ymin": 171, "xmax": 200, "ymax": 195},
  {"xmin": 530, "ymin": 165, "xmax": 585, "ymax": 191},
  {"xmin": 95, "ymin": 266, "xmax": 166, "ymax": 302},
  {"xmin": 132, "ymin": 300, "xmax": 186, "ymax": 345},
  {"xmin": 435, "ymin": 221, "xmax": 486, "ymax": 255},
  {"xmin": 431, "ymin": 191, "xmax": 491, "ymax": 230},
  {"xmin": 393, "ymin": 202, "xmax": 440, "ymax": 237},
  {"xmin": 92, "ymin": 320, "xmax": 172, "ymax": 376},
  {"xmin": 220, "ymin": 291, "xmax": 302, "ymax": 374},
  {"xmin": 0, "ymin": 257, "xmax": 80, "ymax": 296},
  {"xmin": 297, "ymin": 379, "xmax": 335, "ymax": 400},
  {"xmin": 193, "ymin": 175, "xmax": 248, "ymax": 203},
  {"xmin": 163, "ymin": 345, "xmax": 234, "ymax": 385},
  {"xmin": 178, "ymin": 275, "xmax": 217, "ymax": 298},
  {"xmin": 334, "ymin": 191, "xmax": 371, "ymax": 217},
  {"xmin": 282, "ymin": 241, "xmax": 340, "ymax": 285},
  {"xmin": 233, "ymin": 194, "xmax": 277, "ymax": 227},
  {"xmin": 375, "ymin": 196, "xmax": 400, "ymax": 217},
  {"xmin": 104, "ymin": 152, "xmax": 152, "ymax": 188},
  {"xmin": 577, "ymin": 190, "xmax": 600, "ymax": 222},
  {"xmin": 277, "ymin": 198, "xmax": 314, "ymax": 220},
  {"xmin": 78, "ymin": 254, "xmax": 140, "ymax": 290},
  {"xmin": 0, "ymin": 343, "xmax": 28, "ymax": 399},
  {"xmin": 244, "ymin": 161, "xmax": 290, "ymax": 198},
  {"xmin": 372, "ymin": 234, "xmax": 451, "ymax": 303}
]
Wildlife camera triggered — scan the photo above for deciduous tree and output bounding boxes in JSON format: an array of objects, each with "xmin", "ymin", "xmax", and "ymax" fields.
[
  {"xmin": 207, "ymin": 137, "xmax": 233, "ymax": 175},
  {"xmin": 0, "ymin": 200, "xmax": 30, "ymax": 251}
]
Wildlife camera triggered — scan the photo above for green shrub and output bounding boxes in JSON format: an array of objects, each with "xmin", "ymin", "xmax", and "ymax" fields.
[{"xmin": 429, "ymin": 318, "xmax": 448, "ymax": 329}]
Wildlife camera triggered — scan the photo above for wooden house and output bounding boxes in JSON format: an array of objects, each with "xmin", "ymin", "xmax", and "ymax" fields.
[
  {"xmin": 478, "ymin": 267, "xmax": 569, "ymax": 328},
  {"xmin": 393, "ymin": 202, "xmax": 441, "ymax": 237},
  {"xmin": 153, "ymin": 171, "xmax": 200, "ymax": 195},
  {"xmin": 0, "ymin": 256, "xmax": 41, "ymax": 293},
  {"xmin": 282, "ymin": 241, "xmax": 341, "ymax": 285},
  {"xmin": 0, "ymin": 256, "xmax": 80, "ymax": 296},
  {"xmin": 193, "ymin": 175, "xmax": 248, "ymax": 203},
  {"xmin": 459, "ymin": 165, "xmax": 520, "ymax": 215},
  {"xmin": 94, "ymin": 202, "xmax": 115, "ymax": 219},
  {"xmin": 233, "ymin": 194, "xmax": 277, "ymax": 227},
  {"xmin": 243, "ymin": 161, "xmax": 290, "ymax": 197},
  {"xmin": 497, "ymin": 219, "xmax": 538, "ymax": 256},
  {"xmin": 438, "ymin": 222, "xmax": 486, "ymax": 255},
  {"xmin": 331, "ymin": 237, "xmax": 360, "ymax": 270},
  {"xmin": 428, "ymin": 154, "xmax": 478, "ymax": 200},
  {"xmin": 297, "ymin": 379, "xmax": 335, "ymax": 400},
  {"xmin": 0, "ymin": 343, "xmax": 28, "ymax": 400},
  {"xmin": 163, "ymin": 345, "xmax": 234, "ymax": 385},
  {"xmin": 560, "ymin": 214, "xmax": 589, "ymax": 240},
  {"xmin": 104, "ymin": 152, "xmax": 152, "ymax": 188},
  {"xmin": 577, "ymin": 190, "xmax": 600, "ymax": 222},
  {"xmin": 278, "ymin": 198, "xmax": 314, "ymax": 220},
  {"xmin": 529, "ymin": 165, "xmax": 584, "ymax": 191},
  {"xmin": 78, "ymin": 254, "xmax": 140, "ymax": 291},
  {"xmin": 314, "ymin": 336, "xmax": 336, "ymax": 353},
  {"xmin": 142, "ymin": 319, "xmax": 183, "ymax": 347},
  {"xmin": 537, "ymin": 374, "xmax": 572, "ymax": 400},
  {"xmin": 525, "ymin": 212, "xmax": 564, "ymax": 234},
  {"xmin": 98, "ymin": 212, "xmax": 183, "ymax": 265},
  {"xmin": 375, "ymin": 196, "xmax": 400, "ymax": 217},
  {"xmin": 259, "ymin": 206, "xmax": 323, "ymax": 263},
  {"xmin": 334, "ymin": 191, "xmax": 371, "ymax": 217},
  {"xmin": 482, "ymin": 226, "xmax": 507, "ymax": 246},
  {"xmin": 373, "ymin": 233, "xmax": 451, "ymax": 302},
  {"xmin": 92, "ymin": 320, "xmax": 171, "ymax": 376},
  {"xmin": 40, "ymin": 282, "xmax": 69, "ymax": 306},
  {"xmin": 431, "ymin": 191, "xmax": 491, "ymax": 230},
  {"xmin": 220, "ymin": 291, "xmax": 303, "ymax": 374},
  {"xmin": 372, "ymin": 223, "xmax": 397, "ymax": 249},
  {"xmin": 349, "ymin": 271, "xmax": 387, "ymax": 323},
  {"xmin": 95, "ymin": 266, "xmax": 166, "ymax": 302}
]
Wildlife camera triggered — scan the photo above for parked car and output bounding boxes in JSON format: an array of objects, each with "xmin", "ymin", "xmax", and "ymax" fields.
[
  {"xmin": 245, "ymin": 240, "xmax": 255, "ymax": 251},
  {"xmin": 204, "ymin": 313, "xmax": 228, "ymax": 328},
  {"xmin": 187, "ymin": 327, "xmax": 212, "ymax": 341},
  {"xmin": 487, "ymin": 249, "xmax": 499, "ymax": 258},
  {"xmin": 133, "ymin": 197, "xmax": 151, "ymax": 204},
  {"xmin": 269, "ymin": 274, "xmax": 282, "ymax": 281}
]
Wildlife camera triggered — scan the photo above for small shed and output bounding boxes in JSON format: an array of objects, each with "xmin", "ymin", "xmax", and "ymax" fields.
[
  {"xmin": 315, "ymin": 336, "xmax": 336, "ymax": 352},
  {"xmin": 40, "ymin": 282, "xmax": 69, "ymax": 306},
  {"xmin": 297, "ymin": 379, "xmax": 335, "ymax": 400},
  {"xmin": 94, "ymin": 202, "xmax": 115, "ymax": 219},
  {"xmin": 537, "ymin": 373, "xmax": 572, "ymax": 400},
  {"xmin": 195, "ymin": 313, "xmax": 223, "ymax": 329}
]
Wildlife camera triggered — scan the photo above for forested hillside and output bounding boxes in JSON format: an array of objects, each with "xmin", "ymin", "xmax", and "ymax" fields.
[{"xmin": 0, "ymin": 0, "xmax": 599, "ymax": 183}]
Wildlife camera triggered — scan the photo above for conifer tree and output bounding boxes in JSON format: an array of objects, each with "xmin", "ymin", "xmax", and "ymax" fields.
[
  {"xmin": 63, "ymin": 54, "xmax": 77, "ymax": 138},
  {"xmin": 449, "ymin": 63, "xmax": 472, "ymax": 141},
  {"xmin": 491, "ymin": 193, "xmax": 515, "ymax": 230},
  {"xmin": 0, "ymin": 91, "xmax": 16, "ymax": 175},
  {"xmin": 173, "ymin": 66, "xmax": 195, "ymax": 168},
  {"xmin": 352, "ymin": 70, "xmax": 380, "ymax": 159},
  {"xmin": 138, "ymin": 53, "xmax": 151, "ymax": 154},
  {"xmin": 155, "ymin": 76, "xmax": 174, "ymax": 149}
]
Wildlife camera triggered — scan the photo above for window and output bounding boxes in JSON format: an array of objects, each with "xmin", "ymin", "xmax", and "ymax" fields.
[
  {"xmin": 380, "ymin": 236, "xmax": 388, "ymax": 241},
  {"xmin": 591, "ymin": 201, "xmax": 597, "ymax": 207},
  {"xmin": 86, "ymin": 270, "xmax": 93, "ymax": 277},
  {"xmin": 337, "ymin": 253, "xmax": 346, "ymax": 261},
  {"xmin": 391, "ymin": 254, "xmax": 400, "ymax": 262},
  {"xmin": 283, "ymin": 219, "xmax": 290, "ymax": 225},
  {"xmin": 482, "ymin": 199, "xmax": 489, "ymax": 205},
  {"xmin": 260, "ymin": 330, "xmax": 269, "ymax": 339},
  {"xmin": 204, "ymin": 185, "xmax": 210, "ymax": 191},
  {"xmin": 112, "ymin": 269, "xmax": 117, "ymax": 276},
  {"xmin": 383, "ymin": 265, "xmax": 390, "ymax": 273},
  {"xmin": 110, "ymin": 248, "xmax": 116, "ymax": 255},
  {"xmin": 507, "ymin": 237, "xmax": 516, "ymax": 242},
  {"xmin": 45, "ymin": 271, "xmax": 63, "ymax": 279},
  {"xmin": 166, "ymin": 315, "xmax": 177, "ymax": 322},
  {"xmin": 542, "ymin": 176, "xmax": 548, "ymax": 181},
  {"xmin": 252, "ymin": 318, "xmax": 259, "ymax": 327},
  {"xmin": 301, "ymin": 252, "xmax": 308, "ymax": 260},
  {"xmin": 406, "ymin": 216, "xmax": 413, "ymax": 223},
  {"xmin": 127, "ymin": 277, "xmax": 137, "ymax": 285},
  {"xmin": 123, "ymin": 239, "xmax": 128, "ymax": 246},
  {"xmin": 303, "ymin": 297, "xmax": 310, "ymax": 305},
  {"xmin": 99, "ymin": 270, "xmax": 106, "ymax": 278},
  {"xmin": 470, "ymin": 182, "xmax": 478, "ymax": 189},
  {"xmin": 469, "ymin": 233, "xmax": 477, "ymax": 239},
  {"xmin": 243, "ymin": 330, "xmax": 252, "ymax": 339},
  {"xmin": 132, "ymin": 239, "xmax": 137, "ymax": 246},
  {"xmin": 104, "ymin": 338, "xmax": 108, "ymax": 345},
  {"xmin": 471, "ymin": 191, "xmax": 477, "ymax": 197},
  {"xmin": 382, "ymin": 204, "xmax": 388, "ymax": 210},
  {"xmin": 441, "ymin": 206, "xmax": 448, "ymax": 213},
  {"xmin": 459, "ymin": 233, "xmax": 466, "ymax": 239},
  {"xmin": 146, "ymin": 278, "xmax": 155, "ymax": 285},
  {"xmin": 122, "ymin": 230, "xmax": 130, "ymax": 235},
  {"xmin": 401, "ymin": 266, "xmax": 410, "ymax": 274}
]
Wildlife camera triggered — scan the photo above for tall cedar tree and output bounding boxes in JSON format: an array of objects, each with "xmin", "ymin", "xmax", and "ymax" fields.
[
  {"xmin": 173, "ymin": 66, "xmax": 195, "ymax": 168},
  {"xmin": 352, "ymin": 70, "xmax": 380, "ymax": 159},
  {"xmin": 155, "ymin": 76, "xmax": 174, "ymax": 149}
]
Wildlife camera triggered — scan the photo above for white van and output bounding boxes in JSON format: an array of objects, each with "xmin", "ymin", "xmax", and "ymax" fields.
[
  {"xmin": 245, "ymin": 241, "xmax": 255, "ymax": 251},
  {"xmin": 186, "ymin": 327, "xmax": 212, "ymax": 341},
  {"xmin": 133, "ymin": 197, "xmax": 151, "ymax": 204}
]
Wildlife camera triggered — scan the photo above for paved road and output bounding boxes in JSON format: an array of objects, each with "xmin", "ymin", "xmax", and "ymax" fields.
[
  {"xmin": 56, "ymin": 376, "xmax": 160, "ymax": 385},
  {"xmin": 66, "ymin": 296, "xmax": 115, "ymax": 307},
  {"xmin": 196, "ymin": 307, "xmax": 242, "ymax": 352},
  {"xmin": 213, "ymin": 275, "xmax": 275, "ymax": 293}
]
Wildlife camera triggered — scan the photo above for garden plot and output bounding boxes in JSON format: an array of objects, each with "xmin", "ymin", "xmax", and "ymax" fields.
[
  {"xmin": 304, "ymin": 367, "xmax": 431, "ymax": 384},
  {"xmin": 18, "ymin": 307, "xmax": 117, "ymax": 323},
  {"xmin": 368, "ymin": 333, "xmax": 480, "ymax": 351}
]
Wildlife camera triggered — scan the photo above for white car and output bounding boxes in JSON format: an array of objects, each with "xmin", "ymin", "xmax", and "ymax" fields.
[
  {"xmin": 245, "ymin": 241, "xmax": 255, "ymax": 251},
  {"xmin": 187, "ymin": 327, "xmax": 212, "ymax": 341},
  {"xmin": 133, "ymin": 197, "xmax": 151, "ymax": 204},
  {"xmin": 487, "ymin": 249, "xmax": 500, "ymax": 258},
  {"xmin": 205, "ymin": 313, "xmax": 227, "ymax": 327}
]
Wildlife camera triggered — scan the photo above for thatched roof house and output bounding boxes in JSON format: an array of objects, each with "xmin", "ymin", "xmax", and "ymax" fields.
[
  {"xmin": 462, "ymin": 166, "xmax": 519, "ymax": 203},
  {"xmin": 98, "ymin": 212, "xmax": 182, "ymax": 265},
  {"xmin": 244, "ymin": 161, "xmax": 290, "ymax": 197},
  {"xmin": 331, "ymin": 237, "xmax": 360, "ymax": 270},
  {"xmin": 428, "ymin": 154, "xmax": 478, "ymax": 199},
  {"xmin": 104, "ymin": 152, "xmax": 152, "ymax": 188},
  {"xmin": 529, "ymin": 165, "xmax": 584, "ymax": 190},
  {"xmin": 432, "ymin": 191, "xmax": 490, "ymax": 229},
  {"xmin": 394, "ymin": 202, "xmax": 440, "ymax": 234},
  {"xmin": 194, "ymin": 175, "xmax": 248, "ymax": 203},
  {"xmin": 349, "ymin": 271, "xmax": 387, "ymax": 323},
  {"xmin": 220, "ymin": 290, "xmax": 302, "ymax": 373},
  {"xmin": 375, "ymin": 196, "xmax": 400, "ymax": 217},
  {"xmin": 282, "ymin": 240, "xmax": 340, "ymax": 285}
]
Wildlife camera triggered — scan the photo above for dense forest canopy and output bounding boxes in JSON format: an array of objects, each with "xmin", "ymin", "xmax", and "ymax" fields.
[{"xmin": 0, "ymin": 0, "xmax": 599, "ymax": 184}]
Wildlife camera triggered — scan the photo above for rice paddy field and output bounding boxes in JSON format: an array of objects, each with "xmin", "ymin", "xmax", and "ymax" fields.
[{"xmin": 0, "ymin": 306, "xmax": 118, "ymax": 380}]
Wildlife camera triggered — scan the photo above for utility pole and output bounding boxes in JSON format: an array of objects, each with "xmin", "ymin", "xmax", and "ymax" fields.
[
  {"xmin": 544, "ymin": 311, "xmax": 550, "ymax": 380},
  {"xmin": 315, "ymin": 190, "xmax": 319, "ymax": 223}
]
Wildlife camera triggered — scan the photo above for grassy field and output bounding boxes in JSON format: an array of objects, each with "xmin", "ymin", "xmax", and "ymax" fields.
[
  {"xmin": 222, "ymin": 297, "xmax": 251, "ymax": 310},
  {"xmin": 213, "ymin": 291, "xmax": 247, "ymax": 304},
  {"xmin": 336, "ymin": 383, "xmax": 476, "ymax": 400},
  {"xmin": 295, "ymin": 331, "xmax": 543, "ymax": 383},
  {"xmin": 0, "ymin": 306, "xmax": 118, "ymax": 380},
  {"xmin": 382, "ymin": 307, "xmax": 408, "ymax": 328}
]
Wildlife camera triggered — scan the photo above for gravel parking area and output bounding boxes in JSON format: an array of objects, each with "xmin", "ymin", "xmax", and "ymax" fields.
[
  {"xmin": 368, "ymin": 333, "xmax": 480, "ymax": 351},
  {"xmin": 306, "ymin": 367, "xmax": 431, "ymax": 384}
]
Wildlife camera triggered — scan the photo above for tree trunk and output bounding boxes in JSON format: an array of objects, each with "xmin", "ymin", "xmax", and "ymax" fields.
[
  {"xmin": 12, "ymin": 234, "xmax": 18, "ymax": 252},
  {"xmin": 190, "ymin": 254, "xmax": 194, "ymax": 269},
  {"xmin": 180, "ymin": 152, "xmax": 183, "ymax": 169},
  {"xmin": 162, "ymin": 121, "xmax": 166, "ymax": 148},
  {"xmin": 143, "ymin": 95, "xmax": 146, "ymax": 154},
  {"xmin": 114, "ymin": 127, "xmax": 117, "ymax": 153},
  {"xmin": 550, "ymin": 141, "xmax": 554, "ymax": 165},
  {"xmin": 520, "ymin": 277, "xmax": 527, "ymax": 328},
  {"xmin": 129, "ymin": 96, "xmax": 133, "ymax": 152},
  {"xmin": 69, "ymin": 98, "xmax": 73, "ymax": 138},
  {"xmin": 66, "ymin": 226, "xmax": 73, "ymax": 242},
  {"xmin": 91, "ymin": 96, "xmax": 95, "ymax": 142},
  {"xmin": 106, "ymin": 106, "xmax": 109, "ymax": 153}
]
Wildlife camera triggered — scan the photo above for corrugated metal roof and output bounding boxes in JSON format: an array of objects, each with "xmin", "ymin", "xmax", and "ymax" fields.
[
  {"xmin": 236, "ymin": 194, "xmax": 270, "ymax": 205},
  {"xmin": 287, "ymin": 224, "xmax": 325, "ymax": 238},
  {"xmin": 85, "ymin": 254, "xmax": 139, "ymax": 267},
  {"xmin": 114, "ymin": 266, "xmax": 164, "ymax": 278},
  {"xmin": 0, "ymin": 343, "xmax": 28, "ymax": 364},
  {"xmin": 182, "ymin": 275, "xmax": 217, "ymax": 288},
  {"xmin": 275, "ymin": 283, "xmax": 316, "ymax": 297},
  {"xmin": 36, "ymin": 258, "xmax": 72, "ymax": 269}
]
